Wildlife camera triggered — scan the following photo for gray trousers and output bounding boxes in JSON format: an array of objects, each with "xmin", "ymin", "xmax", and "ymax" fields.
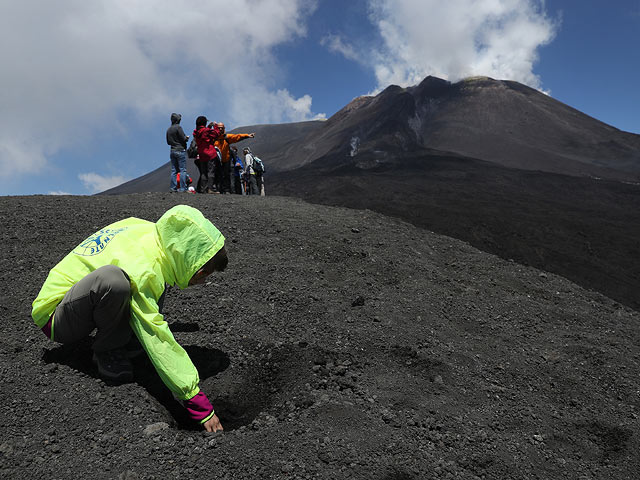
[
  {"xmin": 247, "ymin": 175, "xmax": 258, "ymax": 195},
  {"xmin": 53, "ymin": 265, "xmax": 132, "ymax": 353}
]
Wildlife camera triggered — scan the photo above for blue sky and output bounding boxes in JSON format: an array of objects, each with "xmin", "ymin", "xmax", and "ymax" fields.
[{"xmin": 1, "ymin": 0, "xmax": 639, "ymax": 196}]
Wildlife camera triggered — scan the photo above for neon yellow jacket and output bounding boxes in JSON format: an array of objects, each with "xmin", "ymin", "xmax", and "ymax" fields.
[{"xmin": 32, "ymin": 205, "xmax": 225, "ymax": 403}]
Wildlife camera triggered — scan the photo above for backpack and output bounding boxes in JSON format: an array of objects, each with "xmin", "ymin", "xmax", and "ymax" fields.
[
  {"xmin": 253, "ymin": 156, "xmax": 265, "ymax": 174},
  {"xmin": 187, "ymin": 139, "xmax": 198, "ymax": 158}
]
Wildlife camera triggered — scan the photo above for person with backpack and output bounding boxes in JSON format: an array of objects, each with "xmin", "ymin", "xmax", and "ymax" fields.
[
  {"xmin": 32, "ymin": 205, "xmax": 228, "ymax": 432},
  {"xmin": 244, "ymin": 148, "xmax": 265, "ymax": 196},
  {"xmin": 230, "ymin": 146, "xmax": 245, "ymax": 194},
  {"xmin": 213, "ymin": 123, "xmax": 255, "ymax": 194},
  {"xmin": 192, "ymin": 116, "xmax": 223, "ymax": 194},
  {"xmin": 166, "ymin": 113, "xmax": 189, "ymax": 192},
  {"xmin": 242, "ymin": 147, "xmax": 259, "ymax": 195}
]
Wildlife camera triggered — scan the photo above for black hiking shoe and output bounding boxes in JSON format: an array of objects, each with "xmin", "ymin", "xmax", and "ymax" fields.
[{"xmin": 92, "ymin": 349, "xmax": 133, "ymax": 383}]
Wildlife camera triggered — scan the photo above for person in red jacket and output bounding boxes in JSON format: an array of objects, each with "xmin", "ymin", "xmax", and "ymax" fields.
[
  {"xmin": 213, "ymin": 123, "xmax": 255, "ymax": 194},
  {"xmin": 192, "ymin": 116, "xmax": 223, "ymax": 194}
]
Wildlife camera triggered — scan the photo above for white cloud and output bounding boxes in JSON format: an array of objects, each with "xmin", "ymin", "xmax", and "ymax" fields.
[
  {"xmin": 320, "ymin": 34, "xmax": 361, "ymax": 62},
  {"xmin": 229, "ymin": 87, "xmax": 326, "ymax": 126},
  {"xmin": 48, "ymin": 191, "xmax": 73, "ymax": 196},
  {"xmin": 0, "ymin": 0, "xmax": 321, "ymax": 180},
  {"xmin": 334, "ymin": 0, "xmax": 558, "ymax": 91},
  {"xmin": 79, "ymin": 173, "xmax": 129, "ymax": 194}
]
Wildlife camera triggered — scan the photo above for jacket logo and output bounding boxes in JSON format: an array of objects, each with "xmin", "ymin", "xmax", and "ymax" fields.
[{"xmin": 73, "ymin": 227, "xmax": 127, "ymax": 256}]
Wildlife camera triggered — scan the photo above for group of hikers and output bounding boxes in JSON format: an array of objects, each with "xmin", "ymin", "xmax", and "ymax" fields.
[{"xmin": 166, "ymin": 113, "xmax": 265, "ymax": 195}]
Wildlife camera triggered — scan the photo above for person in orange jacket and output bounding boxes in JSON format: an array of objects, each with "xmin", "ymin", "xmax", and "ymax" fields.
[{"xmin": 213, "ymin": 123, "xmax": 255, "ymax": 194}]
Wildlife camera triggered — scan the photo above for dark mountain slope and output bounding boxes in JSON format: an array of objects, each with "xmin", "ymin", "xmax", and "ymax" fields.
[
  {"xmin": 278, "ymin": 75, "xmax": 640, "ymax": 180},
  {"xmin": 410, "ymin": 77, "xmax": 640, "ymax": 180},
  {"xmin": 269, "ymin": 152, "xmax": 640, "ymax": 310},
  {"xmin": 226, "ymin": 120, "xmax": 324, "ymax": 166}
]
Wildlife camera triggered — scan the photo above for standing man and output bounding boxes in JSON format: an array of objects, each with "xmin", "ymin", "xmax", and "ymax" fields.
[
  {"xmin": 213, "ymin": 123, "xmax": 254, "ymax": 194},
  {"xmin": 243, "ymin": 147, "xmax": 259, "ymax": 195},
  {"xmin": 166, "ymin": 113, "xmax": 189, "ymax": 192},
  {"xmin": 192, "ymin": 116, "xmax": 223, "ymax": 194}
]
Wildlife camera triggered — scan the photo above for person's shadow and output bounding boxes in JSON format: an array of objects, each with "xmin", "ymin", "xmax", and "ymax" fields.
[{"xmin": 42, "ymin": 338, "xmax": 230, "ymax": 430}]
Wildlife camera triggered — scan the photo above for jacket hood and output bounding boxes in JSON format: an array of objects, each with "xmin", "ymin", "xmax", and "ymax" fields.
[
  {"xmin": 193, "ymin": 126, "xmax": 205, "ymax": 139},
  {"xmin": 171, "ymin": 113, "xmax": 182, "ymax": 124},
  {"xmin": 155, "ymin": 205, "xmax": 225, "ymax": 289}
]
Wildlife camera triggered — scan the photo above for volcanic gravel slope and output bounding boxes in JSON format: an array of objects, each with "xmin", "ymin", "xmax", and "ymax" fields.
[
  {"xmin": 268, "ymin": 154, "xmax": 640, "ymax": 312},
  {"xmin": 1, "ymin": 193, "xmax": 639, "ymax": 479}
]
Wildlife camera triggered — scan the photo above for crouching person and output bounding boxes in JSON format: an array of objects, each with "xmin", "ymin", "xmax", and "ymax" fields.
[{"xmin": 31, "ymin": 205, "xmax": 227, "ymax": 432}]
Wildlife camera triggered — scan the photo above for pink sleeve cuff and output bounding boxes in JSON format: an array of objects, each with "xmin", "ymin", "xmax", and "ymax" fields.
[
  {"xmin": 183, "ymin": 391, "xmax": 214, "ymax": 423},
  {"xmin": 41, "ymin": 316, "xmax": 53, "ymax": 339}
]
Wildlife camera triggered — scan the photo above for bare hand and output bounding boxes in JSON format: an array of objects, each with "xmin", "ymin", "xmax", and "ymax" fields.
[
  {"xmin": 249, "ymin": 133, "xmax": 255, "ymax": 138},
  {"xmin": 204, "ymin": 414, "xmax": 223, "ymax": 433}
]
